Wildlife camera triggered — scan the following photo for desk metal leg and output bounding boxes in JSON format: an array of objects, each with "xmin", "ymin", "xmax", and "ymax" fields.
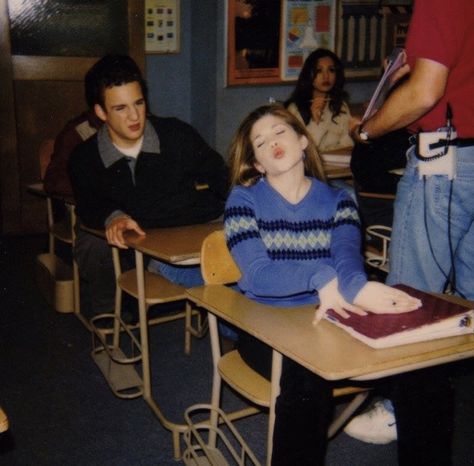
[
  {"xmin": 268, "ymin": 350, "xmax": 282, "ymax": 466},
  {"xmin": 134, "ymin": 250, "xmax": 189, "ymax": 460}
]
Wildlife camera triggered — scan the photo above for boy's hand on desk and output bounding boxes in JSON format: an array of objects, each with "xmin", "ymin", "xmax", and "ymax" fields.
[
  {"xmin": 353, "ymin": 282, "xmax": 422, "ymax": 314},
  {"xmin": 313, "ymin": 278, "xmax": 367, "ymax": 326},
  {"xmin": 106, "ymin": 216, "xmax": 145, "ymax": 249}
]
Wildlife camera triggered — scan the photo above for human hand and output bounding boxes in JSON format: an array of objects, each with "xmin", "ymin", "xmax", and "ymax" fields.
[
  {"xmin": 383, "ymin": 49, "xmax": 410, "ymax": 84},
  {"xmin": 353, "ymin": 281, "xmax": 422, "ymax": 314},
  {"xmin": 349, "ymin": 116, "xmax": 362, "ymax": 135},
  {"xmin": 105, "ymin": 216, "xmax": 145, "ymax": 249},
  {"xmin": 310, "ymin": 96, "xmax": 329, "ymax": 123},
  {"xmin": 390, "ymin": 63, "xmax": 410, "ymax": 84},
  {"xmin": 313, "ymin": 278, "xmax": 367, "ymax": 326}
]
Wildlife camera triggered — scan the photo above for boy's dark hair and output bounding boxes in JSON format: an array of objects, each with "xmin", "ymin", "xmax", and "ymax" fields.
[{"xmin": 84, "ymin": 54, "xmax": 148, "ymax": 109}]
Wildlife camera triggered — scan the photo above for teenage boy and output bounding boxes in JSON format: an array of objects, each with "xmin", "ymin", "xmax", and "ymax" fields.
[{"xmin": 69, "ymin": 54, "xmax": 228, "ymax": 316}]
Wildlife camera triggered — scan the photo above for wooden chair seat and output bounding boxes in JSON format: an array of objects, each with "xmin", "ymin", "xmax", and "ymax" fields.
[
  {"xmin": 49, "ymin": 216, "xmax": 73, "ymax": 245},
  {"xmin": 109, "ymin": 247, "xmax": 202, "ymax": 355},
  {"xmin": 0, "ymin": 406, "xmax": 8, "ymax": 433},
  {"xmin": 219, "ymin": 350, "xmax": 271, "ymax": 407},
  {"xmin": 218, "ymin": 349, "xmax": 367, "ymax": 410},
  {"xmin": 118, "ymin": 269, "xmax": 187, "ymax": 303}
]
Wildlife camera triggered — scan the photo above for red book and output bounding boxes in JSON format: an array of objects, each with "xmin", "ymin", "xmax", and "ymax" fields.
[{"xmin": 325, "ymin": 285, "xmax": 474, "ymax": 348}]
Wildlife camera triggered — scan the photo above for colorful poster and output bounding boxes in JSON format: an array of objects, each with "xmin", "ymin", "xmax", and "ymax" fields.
[{"xmin": 281, "ymin": 0, "xmax": 337, "ymax": 81}]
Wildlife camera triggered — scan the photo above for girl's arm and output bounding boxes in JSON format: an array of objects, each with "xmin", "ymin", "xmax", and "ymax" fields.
[{"xmin": 328, "ymin": 190, "xmax": 368, "ymax": 302}]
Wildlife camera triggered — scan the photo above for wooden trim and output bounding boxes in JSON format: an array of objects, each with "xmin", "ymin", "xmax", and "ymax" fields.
[
  {"xmin": 12, "ymin": 56, "xmax": 97, "ymax": 81},
  {"xmin": 0, "ymin": 0, "xmax": 21, "ymax": 233},
  {"xmin": 128, "ymin": 0, "xmax": 146, "ymax": 73}
]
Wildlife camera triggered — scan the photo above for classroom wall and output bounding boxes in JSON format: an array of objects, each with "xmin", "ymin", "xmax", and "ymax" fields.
[{"xmin": 145, "ymin": 1, "xmax": 377, "ymax": 157}]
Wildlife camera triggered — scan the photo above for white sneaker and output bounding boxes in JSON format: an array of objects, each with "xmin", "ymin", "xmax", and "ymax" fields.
[{"xmin": 344, "ymin": 400, "xmax": 397, "ymax": 444}]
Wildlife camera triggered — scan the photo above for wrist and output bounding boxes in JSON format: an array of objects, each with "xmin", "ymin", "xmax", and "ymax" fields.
[{"xmin": 357, "ymin": 124, "xmax": 371, "ymax": 143}]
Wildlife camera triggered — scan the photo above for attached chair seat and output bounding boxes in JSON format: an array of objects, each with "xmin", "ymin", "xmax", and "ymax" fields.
[
  {"xmin": 219, "ymin": 350, "xmax": 271, "ymax": 407},
  {"xmin": 218, "ymin": 348, "xmax": 368, "ymax": 438},
  {"xmin": 118, "ymin": 269, "xmax": 187, "ymax": 303},
  {"xmin": 49, "ymin": 215, "xmax": 73, "ymax": 245}
]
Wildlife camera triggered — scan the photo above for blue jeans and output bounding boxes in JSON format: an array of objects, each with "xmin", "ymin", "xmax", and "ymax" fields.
[
  {"xmin": 387, "ymin": 144, "xmax": 474, "ymax": 299},
  {"xmin": 148, "ymin": 259, "xmax": 203, "ymax": 288}
]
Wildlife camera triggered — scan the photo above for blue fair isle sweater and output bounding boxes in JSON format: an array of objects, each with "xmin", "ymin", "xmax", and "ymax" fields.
[{"xmin": 224, "ymin": 178, "xmax": 368, "ymax": 307}]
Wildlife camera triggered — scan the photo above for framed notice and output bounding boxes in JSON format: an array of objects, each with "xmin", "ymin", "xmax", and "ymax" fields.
[
  {"xmin": 280, "ymin": 0, "xmax": 337, "ymax": 81},
  {"xmin": 145, "ymin": 0, "xmax": 180, "ymax": 54},
  {"xmin": 226, "ymin": 0, "xmax": 282, "ymax": 86}
]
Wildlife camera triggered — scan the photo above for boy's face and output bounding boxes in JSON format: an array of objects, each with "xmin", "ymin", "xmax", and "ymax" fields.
[{"xmin": 94, "ymin": 81, "xmax": 146, "ymax": 149}]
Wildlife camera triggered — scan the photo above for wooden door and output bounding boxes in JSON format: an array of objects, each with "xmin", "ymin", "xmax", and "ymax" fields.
[{"xmin": 0, "ymin": 0, "xmax": 144, "ymax": 234}]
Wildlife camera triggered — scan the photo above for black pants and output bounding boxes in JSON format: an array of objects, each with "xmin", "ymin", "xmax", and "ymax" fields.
[
  {"xmin": 238, "ymin": 332, "xmax": 454, "ymax": 466},
  {"xmin": 74, "ymin": 227, "xmax": 135, "ymax": 316}
]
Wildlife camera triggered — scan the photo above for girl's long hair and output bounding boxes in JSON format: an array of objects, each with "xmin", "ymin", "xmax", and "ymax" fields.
[
  {"xmin": 228, "ymin": 104, "xmax": 327, "ymax": 187},
  {"xmin": 285, "ymin": 48, "xmax": 347, "ymax": 125}
]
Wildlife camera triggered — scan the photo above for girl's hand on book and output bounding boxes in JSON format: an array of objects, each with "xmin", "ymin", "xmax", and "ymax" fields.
[
  {"xmin": 313, "ymin": 278, "xmax": 367, "ymax": 326},
  {"xmin": 354, "ymin": 282, "xmax": 422, "ymax": 314}
]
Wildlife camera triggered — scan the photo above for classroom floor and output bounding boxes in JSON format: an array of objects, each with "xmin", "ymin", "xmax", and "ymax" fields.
[{"xmin": 1, "ymin": 234, "xmax": 473, "ymax": 465}]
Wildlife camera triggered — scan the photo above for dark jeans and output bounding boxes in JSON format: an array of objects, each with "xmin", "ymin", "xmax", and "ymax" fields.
[
  {"xmin": 74, "ymin": 227, "xmax": 135, "ymax": 316},
  {"xmin": 238, "ymin": 332, "xmax": 454, "ymax": 466}
]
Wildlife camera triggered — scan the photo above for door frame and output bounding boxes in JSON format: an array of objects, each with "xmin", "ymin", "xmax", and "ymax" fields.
[{"xmin": 0, "ymin": 0, "xmax": 144, "ymax": 233}]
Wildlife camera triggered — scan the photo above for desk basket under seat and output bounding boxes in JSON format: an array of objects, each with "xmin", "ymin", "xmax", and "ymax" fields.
[
  {"xmin": 36, "ymin": 252, "xmax": 74, "ymax": 313},
  {"xmin": 182, "ymin": 403, "xmax": 261, "ymax": 466},
  {"xmin": 90, "ymin": 313, "xmax": 143, "ymax": 399}
]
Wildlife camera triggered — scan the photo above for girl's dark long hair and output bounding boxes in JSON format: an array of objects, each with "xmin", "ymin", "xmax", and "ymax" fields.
[{"xmin": 285, "ymin": 48, "xmax": 347, "ymax": 125}]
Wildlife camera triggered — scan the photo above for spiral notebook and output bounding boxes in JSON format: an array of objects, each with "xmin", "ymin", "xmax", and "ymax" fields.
[{"xmin": 325, "ymin": 285, "xmax": 474, "ymax": 349}]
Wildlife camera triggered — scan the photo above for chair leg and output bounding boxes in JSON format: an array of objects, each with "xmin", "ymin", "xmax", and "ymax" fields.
[
  {"xmin": 184, "ymin": 301, "xmax": 193, "ymax": 356},
  {"xmin": 327, "ymin": 391, "xmax": 369, "ymax": 438},
  {"xmin": 267, "ymin": 351, "xmax": 282, "ymax": 466},
  {"xmin": 208, "ymin": 313, "xmax": 223, "ymax": 448}
]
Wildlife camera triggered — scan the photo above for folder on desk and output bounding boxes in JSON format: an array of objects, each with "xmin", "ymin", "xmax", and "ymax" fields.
[{"xmin": 325, "ymin": 285, "xmax": 474, "ymax": 349}]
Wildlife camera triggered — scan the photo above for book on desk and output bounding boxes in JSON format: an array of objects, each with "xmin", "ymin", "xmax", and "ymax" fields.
[{"xmin": 325, "ymin": 285, "xmax": 474, "ymax": 349}]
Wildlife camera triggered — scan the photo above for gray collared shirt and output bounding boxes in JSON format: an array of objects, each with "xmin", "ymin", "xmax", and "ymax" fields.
[
  {"xmin": 97, "ymin": 118, "xmax": 161, "ymax": 168},
  {"xmin": 99, "ymin": 118, "xmax": 161, "ymax": 227}
]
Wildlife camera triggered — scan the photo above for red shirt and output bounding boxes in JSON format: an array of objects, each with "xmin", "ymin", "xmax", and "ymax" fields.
[{"xmin": 405, "ymin": 0, "xmax": 474, "ymax": 137}]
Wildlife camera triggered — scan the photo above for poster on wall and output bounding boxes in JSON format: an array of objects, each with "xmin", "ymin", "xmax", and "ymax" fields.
[
  {"xmin": 280, "ymin": 0, "xmax": 337, "ymax": 81},
  {"xmin": 145, "ymin": 0, "xmax": 180, "ymax": 54},
  {"xmin": 227, "ymin": 0, "xmax": 282, "ymax": 86}
]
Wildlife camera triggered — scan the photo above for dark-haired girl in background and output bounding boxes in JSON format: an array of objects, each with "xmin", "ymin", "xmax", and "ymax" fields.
[{"xmin": 285, "ymin": 48, "xmax": 354, "ymax": 153}]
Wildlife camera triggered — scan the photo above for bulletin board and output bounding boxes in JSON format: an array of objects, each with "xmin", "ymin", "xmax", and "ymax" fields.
[
  {"xmin": 145, "ymin": 0, "xmax": 180, "ymax": 54},
  {"xmin": 280, "ymin": 0, "xmax": 337, "ymax": 81}
]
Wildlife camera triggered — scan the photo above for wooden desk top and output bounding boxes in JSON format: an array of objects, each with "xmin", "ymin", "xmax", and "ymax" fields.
[
  {"xmin": 322, "ymin": 147, "xmax": 353, "ymax": 180},
  {"xmin": 324, "ymin": 165, "xmax": 352, "ymax": 179},
  {"xmin": 124, "ymin": 222, "xmax": 223, "ymax": 264},
  {"xmin": 187, "ymin": 285, "xmax": 474, "ymax": 381}
]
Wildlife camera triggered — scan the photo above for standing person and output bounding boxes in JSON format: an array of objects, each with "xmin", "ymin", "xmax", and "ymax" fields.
[
  {"xmin": 285, "ymin": 48, "xmax": 354, "ymax": 153},
  {"xmin": 225, "ymin": 104, "xmax": 454, "ymax": 466},
  {"xmin": 347, "ymin": 0, "xmax": 473, "ymax": 446},
  {"xmin": 68, "ymin": 54, "xmax": 229, "ymax": 317}
]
